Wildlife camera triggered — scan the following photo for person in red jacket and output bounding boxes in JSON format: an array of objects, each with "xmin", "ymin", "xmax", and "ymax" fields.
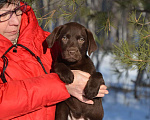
[{"xmin": 0, "ymin": 0, "xmax": 108, "ymax": 119}]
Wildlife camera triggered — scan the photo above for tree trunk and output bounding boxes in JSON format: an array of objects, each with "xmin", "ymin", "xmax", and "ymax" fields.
[{"xmin": 134, "ymin": 68, "xmax": 144, "ymax": 98}]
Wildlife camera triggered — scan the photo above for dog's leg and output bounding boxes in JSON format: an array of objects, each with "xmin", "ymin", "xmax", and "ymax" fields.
[
  {"xmin": 84, "ymin": 72, "xmax": 105, "ymax": 99},
  {"xmin": 65, "ymin": 97, "xmax": 82, "ymax": 119},
  {"xmin": 55, "ymin": 102, "xmax": 70, "ymax": 120},
  {"xmin": 54, "ymin": 63, "xmax": 74, "ymax": 84},
  {"xmin": 83, "ymin": 99, "xmax": 104, "ymax": 120}
]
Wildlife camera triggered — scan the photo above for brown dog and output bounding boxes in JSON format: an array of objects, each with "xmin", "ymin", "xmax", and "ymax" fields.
[{"xmin": 46, "ymin": 22, "xmax": 105, "ymax": 120}]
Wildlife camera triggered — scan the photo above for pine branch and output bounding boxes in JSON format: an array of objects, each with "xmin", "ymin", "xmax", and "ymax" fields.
[
  {"xmin": 113, "ymin": 38, "xmax": 150, "ymax": 71},
  {"xmin": 124, "ymin": 55, "xmax": 150, "ymax": 62}
]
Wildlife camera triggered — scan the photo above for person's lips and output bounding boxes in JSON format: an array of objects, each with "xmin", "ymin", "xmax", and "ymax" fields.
[{"xmin": 7, "ymin": 31, "xmax": 18, "ymax": 35}]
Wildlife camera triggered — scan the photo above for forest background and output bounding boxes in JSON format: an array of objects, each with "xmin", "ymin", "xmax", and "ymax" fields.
[{"xmin": 25, "ymin": 0, "xmax": 150, "ymax": 120}]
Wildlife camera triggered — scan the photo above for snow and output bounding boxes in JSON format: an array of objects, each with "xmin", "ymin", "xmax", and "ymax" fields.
[
  {"xmin": 92, "ymin": 52, "xmax": 150, "ymax": 120},
  {"xmin": 103, "ymin": 89, "xmax": 150, "ymax": 120}
]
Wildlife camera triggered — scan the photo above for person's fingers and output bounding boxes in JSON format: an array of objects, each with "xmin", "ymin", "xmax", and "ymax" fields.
[
  {"xmin": 72, "ymin": 70, "xmax": 90, "ymax": 78},
  {"xmin": 96, "ymin": 94, "xmax": 105, "ymax": 98},
  {"xmin": 80, "ymin": 96, "xmax": 94, "ymax": 104},
  {"xmin": 95, "ymin": 91, "xmax": 108, "ymax": 97},
  {"xmin": 100, "ymin": 85, "xmax": 107, "ymax": 90},
  {"xmin": 96, "ymin": 85, "xmax": 109, "ymax": 97}
]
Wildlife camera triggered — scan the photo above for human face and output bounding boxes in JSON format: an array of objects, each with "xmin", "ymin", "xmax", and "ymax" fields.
[{"xmin": 0, "ymin": 3, "xmax": 21, "ymax": 42}]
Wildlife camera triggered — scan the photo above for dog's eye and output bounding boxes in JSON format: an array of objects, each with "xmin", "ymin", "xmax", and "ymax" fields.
[
  {"xmin": 78, "ymin": 38, "xmax": 85, "ymax": 44},
  {"xmin": 62, "ymin": 36, "xmax": 68, "ymax": 44}
]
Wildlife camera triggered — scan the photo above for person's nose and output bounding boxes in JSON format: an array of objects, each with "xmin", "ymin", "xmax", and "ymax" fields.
[{"xmin": 8, "ymin": 13, "xmax": 20, "ymax": 26}]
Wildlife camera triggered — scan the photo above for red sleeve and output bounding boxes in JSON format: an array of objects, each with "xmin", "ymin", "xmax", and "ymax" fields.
[{"xmin": 0, "ymin": 73, "xmax": 70, "ymax": 119}]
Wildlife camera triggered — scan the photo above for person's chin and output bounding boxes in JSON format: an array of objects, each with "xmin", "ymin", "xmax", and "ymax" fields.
[{"xmin": 7, "ymin": 35, "xmax": 18, "ymax": 42}]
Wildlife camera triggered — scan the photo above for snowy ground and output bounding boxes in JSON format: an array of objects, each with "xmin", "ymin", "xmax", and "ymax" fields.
[
  {"xmin": 92, "ymin": 52, "xmax": 150, "ymax": 120},
  {"xmin": 103, "ymin": 88, "xmax": 150, "ymax": 120}
]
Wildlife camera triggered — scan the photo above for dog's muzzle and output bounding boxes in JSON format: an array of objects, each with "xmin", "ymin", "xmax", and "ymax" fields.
[{"xmin": 62, "ymin": 47, "xmax": 82, "ymax": 62}]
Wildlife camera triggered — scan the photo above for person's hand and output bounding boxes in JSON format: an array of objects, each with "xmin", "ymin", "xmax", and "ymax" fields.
[
  {"xmin": 65, "ymin": 70, "xmax": 109, "ymax": 104},
  {"xmin": 96, "ymin": 85, "xmax": 109, "ymax": 97}
]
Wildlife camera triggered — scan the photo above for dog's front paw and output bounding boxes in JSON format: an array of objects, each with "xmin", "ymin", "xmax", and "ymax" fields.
[
  {"xmin": 84, "ymin": 72, "xmax": 104, "ymax": 99},
  {"xmin": 84, "ymin": 82, "xmax": 100, "ymax": 99},
  {"xmin": 58, "ymin": 69, "xmax": 74, "ymax": 84},
  {"xmin": 54, "ymin": 63, "xmax": 74, "ymax": 84}
]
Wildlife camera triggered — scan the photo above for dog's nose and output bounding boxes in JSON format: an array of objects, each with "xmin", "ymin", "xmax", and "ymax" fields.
[
  {"xmin": 67, "ymin": 47, "xmax": 79, "ymax": 56},
  {"xmin": 69, "ymin": 50, "xmax": 76, "ymax": 55}
]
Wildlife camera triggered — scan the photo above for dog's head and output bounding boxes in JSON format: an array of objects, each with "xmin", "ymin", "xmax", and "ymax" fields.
[{"xmin": 46, "ymin": 22, "xmax": 97, "ymax": 62}]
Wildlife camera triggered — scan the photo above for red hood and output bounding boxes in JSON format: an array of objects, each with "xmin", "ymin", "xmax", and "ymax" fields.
[
  {"xmin": 0, "ymin": 3, "xmax": 50, "ymax": 57},
  {"xmin": 0, "ymin": 3, "xmax": 51, "ymax": 81}
]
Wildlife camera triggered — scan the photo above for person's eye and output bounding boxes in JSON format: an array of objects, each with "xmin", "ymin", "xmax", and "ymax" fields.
[
  {"xmin": 0, "ymin": 12, "xmax": 11, "ymax": 21},
  {"xmin": 16, "ymin": 9, "xmax": 22, "ymax": 15},
  {"xmin": 1, "ymin": 11, "xmax": 10, "ymax": 17},
  {"xmin": 14, "ymin": 6, "xmax": 23, "ymax": 15}
]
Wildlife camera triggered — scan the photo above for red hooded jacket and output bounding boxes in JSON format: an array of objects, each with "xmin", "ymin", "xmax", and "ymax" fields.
[{"xmin": 0, "ymin": 3, "xmax": 70, "ymax": 120}]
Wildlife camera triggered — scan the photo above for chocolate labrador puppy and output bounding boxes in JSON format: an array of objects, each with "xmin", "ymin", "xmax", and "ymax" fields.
[{"xmin": 46, "ymin": 22, "xmax": 105, "ymax": 120}]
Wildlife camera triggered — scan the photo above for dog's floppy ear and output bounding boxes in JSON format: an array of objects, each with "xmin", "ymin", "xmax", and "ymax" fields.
[
  {"xmin": 46, "ymin": 25, "xmax": 63, "ymax": 48},
  {"xmin": 86, "ymin": 29, "xmax": 98, "ymax": 56}
]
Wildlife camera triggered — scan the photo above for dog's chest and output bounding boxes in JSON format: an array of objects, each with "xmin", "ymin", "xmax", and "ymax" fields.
[{"xmin": 68, "ymin": 112, "xmax": 90, "ymax": 120}]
